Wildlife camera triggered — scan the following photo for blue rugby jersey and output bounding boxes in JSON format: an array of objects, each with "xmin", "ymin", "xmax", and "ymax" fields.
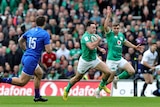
[{"xmin": 22, "ymin": 27, "xmax": 50, "ymax": 60}]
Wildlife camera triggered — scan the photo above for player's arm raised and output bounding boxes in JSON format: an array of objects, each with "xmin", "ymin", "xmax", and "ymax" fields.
[{"xmin": 104, "ymin": 6, "xmax": 112, "ymax": 33}]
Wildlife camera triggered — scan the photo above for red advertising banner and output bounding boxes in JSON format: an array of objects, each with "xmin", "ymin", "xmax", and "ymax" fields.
[{"xmin": 0, "ymin": 80, "xmax": 111, "ymax": 96}]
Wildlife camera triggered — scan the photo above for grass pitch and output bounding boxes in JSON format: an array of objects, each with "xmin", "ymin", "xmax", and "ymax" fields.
[{"xmin": 0, "ymin": 96, "xmax": 159, "ymax": 107}]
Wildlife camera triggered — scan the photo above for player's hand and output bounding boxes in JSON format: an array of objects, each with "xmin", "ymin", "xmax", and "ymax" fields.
[
  {"xmin": 135, "ymin": 44, "xmax": 143, "ymax": 51},
  {"xmin": 99, "ymin": 48, "xmax": 106, "ymax": 54},
  {"xmin": 150, "ymin": 66, "xmax": 155, "ymax": 72},
  {"xmin": 96, "ymin": 34, "xmax": 102, "ymax": 42},
  {"xmin": 106, "ymin": 6, "xmax": 112, "ymax": 18}
]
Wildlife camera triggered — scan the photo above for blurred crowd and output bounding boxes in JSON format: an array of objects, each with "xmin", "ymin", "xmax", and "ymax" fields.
[{"xmin": 0, "ymin": 0, "xmax": 160, "ymax": 80}]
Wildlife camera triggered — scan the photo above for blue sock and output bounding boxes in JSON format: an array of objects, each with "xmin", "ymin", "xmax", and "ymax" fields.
[
  {"xmin": 2, "ymin": 78, "xmax": 12, "ymax": 84},
  {"xmin": 35, "ymin": 89, "xmax": 40, "ymax": 98}
]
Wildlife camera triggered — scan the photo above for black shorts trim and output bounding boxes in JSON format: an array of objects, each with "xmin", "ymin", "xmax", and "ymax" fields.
[{"xmin": 141, "ymin": 64, "xmax": 152, "ymax": 74}]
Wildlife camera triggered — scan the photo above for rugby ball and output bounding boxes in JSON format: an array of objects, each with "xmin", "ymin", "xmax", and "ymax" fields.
[{"xmin": 91, "ymin": 34, "xmax": 98, "ymax": 42}]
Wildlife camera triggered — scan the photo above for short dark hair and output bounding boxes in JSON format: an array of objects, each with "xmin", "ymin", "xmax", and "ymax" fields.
[
  {"xmin": 112, "ymin": 21, "xmax": 119, "ymax": 26},
  {"xmin": 86, "ymin": 21, "xmax": 95, "ymax": 27},
  {"xmin": 36, "ymin": 16, "xmax": 46, "ymax": 26}
]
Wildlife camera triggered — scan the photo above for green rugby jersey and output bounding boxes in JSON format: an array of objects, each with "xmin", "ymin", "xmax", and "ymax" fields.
[
  {"xmin": 81, "ymin": 31, "xmax": 97, "ymax": 61},
  {"xmin": 106, "ymin": 30, "xmax": 126, "ymax": 61}
]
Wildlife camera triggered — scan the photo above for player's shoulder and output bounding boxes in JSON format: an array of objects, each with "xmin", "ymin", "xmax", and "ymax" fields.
[
  {"xmin": 154, "ymin": 50, "xmax": 158, "ymax": 56},
  {"xmin": 118, "ymin": 32, "xmax": 125, "ymax": 36},
  {"xmin": 82, "ymin": 31, "xmax": 88, "ymax": 36},
  {"xmin": 81, "ymin": 32, "xmax": 88, "ymax": 39},
  {"xmin": 144, "ymin": 49, "xmax": 151, "ymax": 55}
]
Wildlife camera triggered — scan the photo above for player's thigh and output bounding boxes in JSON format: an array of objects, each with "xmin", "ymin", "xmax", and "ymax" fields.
[
  {"xmin": 19, "ymin": 72, "xmax": 31, "ymax": 84},
  {"xmin": 95, "ymin": 61, "xmax": 110, "ymax": 74},
  {"xmin": 34, "ymin": 65, "xmax": 43, "ymax": 78},
  {"xmin": 22, "ymin": 56, "xmax": 38, "ymax": 75},
  {"xmin": 119, "ymin": 58, "xmax": 135, "ymax": 74},
  {"xmin": 143, "ymin": 73, "xmax": 153, "ymax": 83}
]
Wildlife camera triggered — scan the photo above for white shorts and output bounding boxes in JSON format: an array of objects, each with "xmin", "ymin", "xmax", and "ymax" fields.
[
  {"xmin": 77, "ymin": 56, "xmax": 101, "ymax": 74},
  {"xmin": 106, "ymin": 57, "xmax": 127, "ymax": 72}
]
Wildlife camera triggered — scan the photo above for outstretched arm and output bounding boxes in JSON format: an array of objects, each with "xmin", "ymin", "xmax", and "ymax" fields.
[
  {"xmin": 104, "ymin": 6, "xmax": 112, "ymax": 33},
  {"xmin": 124, "ymin": 40, "xmax": 136, "ymax": 49},
  {"xmin": 124, "ymin": 40, "xmax": 142, "ymax": 51}
]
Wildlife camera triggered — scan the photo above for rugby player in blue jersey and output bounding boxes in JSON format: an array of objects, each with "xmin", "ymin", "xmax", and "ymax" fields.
[{"xmin": 0, "ymin": 16, "xmax": 52, "ymax": 102}]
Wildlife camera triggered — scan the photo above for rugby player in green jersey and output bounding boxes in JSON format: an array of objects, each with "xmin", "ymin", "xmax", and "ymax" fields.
[
  {"xmin": 63, "ymin": 21, "xmax": 111, "ymax": 101},
  {"xmin": 95, "ymin": 6, "xmax": 142, "ymax": 97}
]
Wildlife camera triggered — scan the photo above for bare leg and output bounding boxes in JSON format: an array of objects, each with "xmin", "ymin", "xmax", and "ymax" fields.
[
  {"xmin": 66, "ymin": 72, "xmax": 84, "ymax": 92},
  {"xmin": 1, "ymin": 72, "xmax": 31, "ymax": 87},
  {"xmin": 34, "ymin": 66, "xmax": 43, "ymax": 89},
  {"xmin": 95, "ymin": 61, "xmax": 111, "ymax": 82},
  {"xmin": 94, "ymin": 61, "xmax": 111, "ymax": 98},
  {"xmin": 33, "ymin": 66, "xmax": 48, "ymax": 102},
  {"xmin": 141, "ymin": 73, "xmax": 153, "ymax": 96},
  {"xmin": 63, "ymin": 71, "xmax": 84, "ymax": 101}
]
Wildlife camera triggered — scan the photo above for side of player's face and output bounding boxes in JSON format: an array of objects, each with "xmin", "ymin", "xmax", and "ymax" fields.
[
  {"xmin": 90, "ymin": 24, "xmax": 96, "ymax": 34},
  {"xmin": 152, "ymin": 44, "xmax": 157, "ymax": 51}
]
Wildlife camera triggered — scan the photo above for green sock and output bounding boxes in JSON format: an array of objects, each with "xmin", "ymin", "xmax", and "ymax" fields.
[
  {"xmin": 99, "ymin": 79, "xmax": 107, "ymax": 91},
  {"xmin": 66, "ymin": 82, "xmax": 73, "ymax": 92},
  {"xmin": 118, "ymin": 71, "xmax": 130, "ymax": 79}
]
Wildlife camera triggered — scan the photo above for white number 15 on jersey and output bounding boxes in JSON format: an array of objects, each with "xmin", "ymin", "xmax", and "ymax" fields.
[{"xmin": 29, "ymin": 37, "xmax": 37, "ymax": 49}]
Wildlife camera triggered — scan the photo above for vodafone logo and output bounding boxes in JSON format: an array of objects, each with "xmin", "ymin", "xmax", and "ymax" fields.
[{"xmin": 40, "ymin": 82, "xmax": 58, "ymax": 96}]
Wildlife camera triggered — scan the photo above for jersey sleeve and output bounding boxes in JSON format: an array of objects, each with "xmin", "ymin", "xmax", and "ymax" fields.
[
  {"xmin": 83, "ymin": 36, "xmax": 91, "ymax": 44},
  {"xmin": 44, "ymin": 32, "xmax": 50, "ymax": 45},
  {"xmin": 22, "ymin": 31, "xmax": 29, "ymax": 39},
  {"xmin": 105, "ymin": 28, "xmax": 111, "ymax": 36}
]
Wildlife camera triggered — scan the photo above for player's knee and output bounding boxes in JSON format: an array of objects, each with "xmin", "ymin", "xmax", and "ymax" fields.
[
  {"xmin": 18, "ymin": 81, "xmax": 27, "ymax": 87},
  {"xmin": 37, "ymin": 71, "xmax": 43, "ymax": 76},
  {"xmin": 128, "ymin": 69, "xmax": 135, "ymax": 75},
  {"xmin": 35, "ymin": 67, "xmax": 43, "ymax": 77},
  {"xmin": 103, "ymin": 70, "xmax": 111, "ymax": 76},
  {"xmin": 148, "ymin": 80, "xmax": 153, "ymax": 84},
  {"xmin": 145, "ymin": 80, "xmax": 152, "ymax": 84}
]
